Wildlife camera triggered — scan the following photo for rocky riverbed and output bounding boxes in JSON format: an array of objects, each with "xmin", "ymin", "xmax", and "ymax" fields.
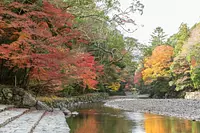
[{"xmin": 105, "ymin": 99, "xmax": 200, "ymax": 121}]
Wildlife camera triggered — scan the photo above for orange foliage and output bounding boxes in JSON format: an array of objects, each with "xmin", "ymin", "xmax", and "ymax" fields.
[{"xmin": 142, "ymin": 45, "xmax": 174, "ymax": 84}]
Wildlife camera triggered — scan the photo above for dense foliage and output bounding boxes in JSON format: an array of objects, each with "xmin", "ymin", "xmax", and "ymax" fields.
[
  {"xmin": 142, "ymin": 45, "xmax": 173, "ymax": 84},
  {"xmin": 135, "ymin": 23, "xmax": 200, "ymax": 98},
  {"xmin": 0, "ymin": 0, "xmax": 144, "ymax": 96},
  {"xmin": 0, "ymin": 0, "xmax": 105, "ymax": 92},
  {"xmin": 5, "ymin": 0, "xmax": 200, "ymax": 98}
]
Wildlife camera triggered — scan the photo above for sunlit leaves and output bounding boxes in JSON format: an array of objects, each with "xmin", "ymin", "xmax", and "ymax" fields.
[
  {"xmin": 108, "ymin": 82, "xmax": 120, "ymax": 91},
  {"xmin": 142, "ymin": 45, "xmax": 173, "ymax": 84}
]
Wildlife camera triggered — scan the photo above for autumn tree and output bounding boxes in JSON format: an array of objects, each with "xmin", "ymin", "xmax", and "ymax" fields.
[
  {"xmin": 134, "ymin": 63, "xmax": 143, "ymax": 87},
  {"xmin": 142, "ymin": 45, "xmax": 173, "ymax": 84},
  {"xmin": 187, "ymin": 43, "xmax": 200, "ymax": 89},
  {"xmin": 0, "ymin": 0, "xmax": 145, "ymax": 96},
  {"xmin": 170, "ymin": 56, "xmax": 193, "ymax": 92},
  {"xmin": 0, "ymin": 0, "xmax": 102, "ymax": 93},
  {"xmin": 141, "ymin": 45, "xmax": 173, "ymax": 97},
  {"xmin": 170, "ymin": 23, "xmax": 200, "ymax": 93},
  {"xmin": 48, "ymin": 0, "xmax": 144, "ymax": 93}
]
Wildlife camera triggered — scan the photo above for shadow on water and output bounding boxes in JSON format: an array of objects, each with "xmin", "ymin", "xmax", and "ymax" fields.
[{"xmin": 66, "ymin": 103, "xmax": 200, "ymax": 133}]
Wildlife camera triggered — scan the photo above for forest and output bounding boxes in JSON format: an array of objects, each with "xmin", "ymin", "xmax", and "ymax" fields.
[
  {"xmin": 0, "ymin": 0, "xmax": 145, "ymax": 96},
  {"xmin": 0, "ymin": 0, "xmax": 200, "ymax": 98}
]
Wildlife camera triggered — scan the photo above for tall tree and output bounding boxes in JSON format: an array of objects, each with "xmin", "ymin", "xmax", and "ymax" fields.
[
  {"xmin": 166, "ymin": 23, "xmax": 189, "ymax": 50},
  {"xmin": 150, "ymin": 27, "xmax": 167, "ymax": 49}
]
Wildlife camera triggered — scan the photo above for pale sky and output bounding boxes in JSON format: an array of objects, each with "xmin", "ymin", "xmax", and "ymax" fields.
[{"xmin": 118, "ymin": 0, "xmax": 200, "ymax": 44}]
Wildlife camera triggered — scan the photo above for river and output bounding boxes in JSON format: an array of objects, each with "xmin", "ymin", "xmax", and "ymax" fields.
[{"xmin": 66, "ymin": 103, "xmax": 200, "ymax": 133}]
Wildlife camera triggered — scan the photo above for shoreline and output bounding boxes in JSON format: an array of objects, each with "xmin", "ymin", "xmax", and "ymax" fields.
[{"xmin": 104, "ymin": 99, "xmax": 200, "ymax": 121}]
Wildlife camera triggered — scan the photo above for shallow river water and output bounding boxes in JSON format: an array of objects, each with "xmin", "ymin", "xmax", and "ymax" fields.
[{"xmin": 66, "ymin": 103, "xmax": 200, "ymax": 133}]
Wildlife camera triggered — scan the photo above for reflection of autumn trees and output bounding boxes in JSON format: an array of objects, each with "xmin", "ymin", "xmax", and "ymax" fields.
[
  {"xmin": 68, "ymin": 107, "xmax": 200, "ymax": 133},
  {"xmin": 144, "ymin": 114, "xmax": 165, "ymax": 133},
  {"xmin": 67, "ymin": 107, "xmax": 133, "ymax": 133},
  {"xmin": 144, "ymin": 114, "xmax": 200, "ymax": 133},
  {"xmin": 74, "ymin": 110, "xmax": 99, "ymax": 133}
]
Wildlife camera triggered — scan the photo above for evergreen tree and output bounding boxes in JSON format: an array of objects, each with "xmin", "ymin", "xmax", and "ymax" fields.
[{"xmin": 150, "ymin": 27, "xmax": 167, "ymax": 49}]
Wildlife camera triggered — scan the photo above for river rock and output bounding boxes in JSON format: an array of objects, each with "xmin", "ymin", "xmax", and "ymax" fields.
[
  {"xmin": 16, "ymin": 88, "xmax": 25, "ymax": 96},
  {"xmin": 2, "ymin": 88, "xmax": 12, "ymax": 99},
  {"xmin": 22, "ymin": 92, "xmax": 37, "ymax": 107},
  {"xmin": 36, "ymin": 101, "xmax": 52, "ymax": 112},
  {"xmin": 61, "ymin": 107, "xmax": 71, "ymax": 116}
]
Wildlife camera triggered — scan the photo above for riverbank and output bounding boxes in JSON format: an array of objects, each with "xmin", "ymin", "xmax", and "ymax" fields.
[
  {"xmin": 38, "ymin": 93, "xmax": 109, "ymax": 109},
  {"xmin": 105, "ymin": 99, "xmax": 200, "ymax": 121}
]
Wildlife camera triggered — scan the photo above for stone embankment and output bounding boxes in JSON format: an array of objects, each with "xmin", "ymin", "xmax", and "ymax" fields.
[
  {"xmin": 0, "ymin": 85, "xmax": 26, "ymax": 106},
  {"xmin": 105, "ymin": 99, "xmax": 200, "ymax": 121},
  {"xmin": 40, "ymin": 93, "xmax": 109, "ymax": 109},
  {"xmin": 0, "ymin": 86, "xmax": 109, "ymax": 132},
  {"xmin": 0, "ymin": 85, "xmax": 52, "ymax": 111},
  {"xmin": 0, "ymin": 105, "xmax": 70, "ymax": 133},
  {"xmin": 0, "ymin": 84, "xmax": 109, "ymax": 110}
]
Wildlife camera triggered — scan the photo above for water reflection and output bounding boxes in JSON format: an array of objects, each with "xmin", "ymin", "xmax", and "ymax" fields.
[
  {"xmin": 66, "ymin": 103, "xmax": 200, "ymax": 133},
  {"xmin": 73, "ymin": 110, "xmax": 98, "ymax": 133},
  {"xmin": 124, "ymin": 112, "xmax": 145, "ymax": 133},
  {"xmin": 144, "ymin": 114, "xmax": 200, "ymax": 133}
]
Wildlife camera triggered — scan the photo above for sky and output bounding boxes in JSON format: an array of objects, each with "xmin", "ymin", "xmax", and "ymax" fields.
[{"xmin": 118, "ymin": 0, "xmax": 200, "ymax": 44}]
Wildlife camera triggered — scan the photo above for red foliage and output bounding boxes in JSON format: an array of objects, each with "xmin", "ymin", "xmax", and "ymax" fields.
[
  {"xmin": 70, "ymin": 53, "xmax": 104, "ymax": 89},
  {"xmin": 134, "ymin": 71, "xmax": 142, "ymax": 85},
  {"xmin": 0, "ymin": 1, "xmax": 102, "ymax": 90}
]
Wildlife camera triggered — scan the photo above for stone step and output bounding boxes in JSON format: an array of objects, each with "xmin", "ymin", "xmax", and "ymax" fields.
[
  {"xmin": 0, "ymin": 110, "xmax": 45, "ymax": 133},
  {"xmin": 33, "ymin": 111, "xmax": 70, "ymax": 133},
  {"xmin": 0, "ymin": 108, "xmax": 28, "ymax": 127},
  {"xmin": 0, "ymin": 105, "xmax": 14, "ymax": 112}
]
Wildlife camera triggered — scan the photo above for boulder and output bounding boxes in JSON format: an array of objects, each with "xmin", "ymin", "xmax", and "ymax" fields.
[
  {"xmin": 61, "ymin": 107, "xmax": 71, "ymax": 116},
  {"xmin": 22, "ymin": 92, "xmax": 37, "ymax": 107},
  {"xmin": 36, "ymin": 101, "xmax": 53, "ymax": 112},
  {"xmin": 15, "ymin": 88, "xmax": 25, "ymax": 96}
]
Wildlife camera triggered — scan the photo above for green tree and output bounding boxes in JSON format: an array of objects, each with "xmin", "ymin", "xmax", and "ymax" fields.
[
  {"xmin": 150, "ymin": 27, "xmax": 167, "ymax": 49},
  {"xmin": 167, "ymin": 23, "xmax": 189, "ymax": 55}
]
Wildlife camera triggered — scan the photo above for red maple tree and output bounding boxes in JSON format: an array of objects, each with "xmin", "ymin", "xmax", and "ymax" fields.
[{"xmin": 0, "ymin": 1, "xmax": 103, "ymax": 91}]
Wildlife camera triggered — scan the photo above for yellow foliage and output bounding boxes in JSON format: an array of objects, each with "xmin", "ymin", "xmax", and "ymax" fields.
[
  {"xmin": 36, "ymin": 96, "xmax": 66, "ymax": 103},
  {"xmin": 142, "ymin": 45, "xmax": 174, "ymax": 84},
  {"xmin": 108, "ymin": 82, "xmax": 120, "ymax": 91}
]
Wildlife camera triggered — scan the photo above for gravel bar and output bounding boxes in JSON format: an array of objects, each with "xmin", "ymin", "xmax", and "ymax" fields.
[{"xmin": 105, "ymin": 99, "xmax": 200, "ymax": 121}]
